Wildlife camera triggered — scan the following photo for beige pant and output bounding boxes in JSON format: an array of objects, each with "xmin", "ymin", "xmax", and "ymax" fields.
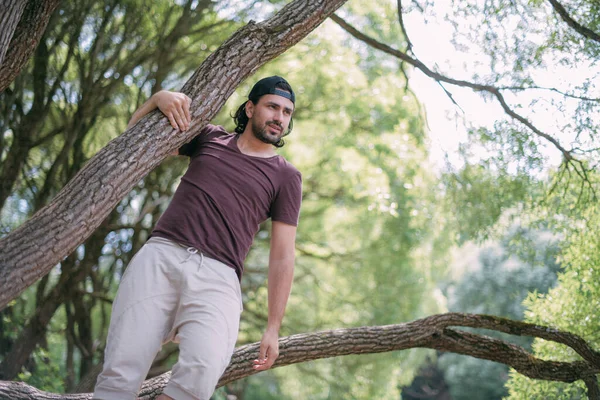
[{"xmin": 93, "ymin": 237, "xmax": 242, "ymax": 400}]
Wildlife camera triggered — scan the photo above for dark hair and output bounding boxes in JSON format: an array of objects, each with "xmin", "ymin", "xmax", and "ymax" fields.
[{"xmin": 232, "ymin": 81, "xmax": 294, "ymax": 148}]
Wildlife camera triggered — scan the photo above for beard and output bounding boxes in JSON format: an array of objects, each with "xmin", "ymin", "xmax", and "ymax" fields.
[{"xmin": 250, "ymin": 119, "xmax": 284, "ymax": 145}]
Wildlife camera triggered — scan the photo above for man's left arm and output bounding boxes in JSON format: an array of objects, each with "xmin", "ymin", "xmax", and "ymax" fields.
[{"xmin": 253, "ymin": 221, "xmax": 297, "ymax": 371}]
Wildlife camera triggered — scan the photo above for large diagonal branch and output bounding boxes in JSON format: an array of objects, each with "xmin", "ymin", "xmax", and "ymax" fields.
[
  {"xmin": 329, "ymin": 14, "xmax": 576, "ymax": 163},
  {"xmin": 547, "ymin": 0, "xmax": 600, "ymax": 44},
  {"xmin": 0, "ymin": 0, "xmax": 349, "ymax": 310},
  {"xmin": 0, "ymin": 313, "xmax": 598, "ymax": 399}
]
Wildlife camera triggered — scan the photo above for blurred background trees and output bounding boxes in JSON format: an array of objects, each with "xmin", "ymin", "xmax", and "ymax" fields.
[{"xmin": 1, "ymin": 0, "xmax": 598, "ymax": 399}]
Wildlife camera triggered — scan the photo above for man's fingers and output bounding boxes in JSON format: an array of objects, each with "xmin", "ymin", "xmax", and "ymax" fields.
[
  {"xmin": 171, "ymin": 107, "xmax": 186, "ymax": 131},
  {"xmin": 155, "ymin": 92, "xmax": 192, "ymax": 130},
  {"xmin": 178, "ymin": 103, "xmax": 190, "ymax": 129},
  {"xmin": 264, "ymin": 356, "xmax": 276, "ymax": 369},
  {"xmin": 166, "ymin": 112, "xmax": 178, "ymax": 129},
  {"xmin": 258, "ymin": 342, "xmax": 267, "ymax": 361},
  {"xmin": 252, "ymin": 354, "xmax": 277, "ymax": 370},
  {"xmin": 182, "ymin": 98, "xmax": 191, "ymax": 125}
]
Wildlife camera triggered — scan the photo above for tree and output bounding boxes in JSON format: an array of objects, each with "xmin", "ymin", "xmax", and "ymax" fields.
[
  {"xmin": 0, "ymin": 0, "xmax": 61, "ymax": 92},
  {"xmin": 330, "ymin": 0, "xmax": 599, "ymax": 235},
  {"xmin": 1, "ymin": 0, "xmax": 599, "ymax": 398},
  {"xmin": 1, "ymin": 313, "xmax": 599, "ymax": 399},
  {"xmin": 436, "ymin": 228, "xmax": 560, "ymax": 399},
  {"xmin": 0, "ymin": 0, "xmax": 241, "ymax": 383},
  {"xmin": 0, "ymin": 2, "xmax": 443, "ymax": 394},
  {"xmin": 505, "ymin": 172, "xmax": 600, "ymax": 399},
  {"xmin": 0, "ymin": 0, "xmax": 349, "ymax": 310}
]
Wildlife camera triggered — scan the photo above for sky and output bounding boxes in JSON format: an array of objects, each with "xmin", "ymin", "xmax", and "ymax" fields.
[{"xmin": 399, "ymin": 1, "xmax": 597, "ymax": 172}]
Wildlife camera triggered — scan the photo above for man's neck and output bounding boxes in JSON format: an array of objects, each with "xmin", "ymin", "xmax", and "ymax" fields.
[{"xmin": 236, "ymin": 130, "xmax": 277, "ymax": 158}]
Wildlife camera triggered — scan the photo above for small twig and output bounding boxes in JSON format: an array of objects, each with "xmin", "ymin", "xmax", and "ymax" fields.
[
  {"xmin": 438, "ymin": 81, "xmax": 465, "ymax": 113},
  {"xmin": 397, "ymin": 0, "xmax": 414, "ymax": 54},
  {"xmin": 498, "ymin": 85, "xmax": 600, "ymax": 103}
]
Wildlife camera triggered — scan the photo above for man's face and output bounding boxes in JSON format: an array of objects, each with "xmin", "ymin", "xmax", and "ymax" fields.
[{"xmin": 246, "ymin": 94, "xmax": 294, "ymax": 145}]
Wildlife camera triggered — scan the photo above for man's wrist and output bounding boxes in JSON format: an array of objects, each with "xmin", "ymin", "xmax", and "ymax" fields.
[{"xmin": 149, "ymin": 91, "xmax": 161, "ymax": 108}]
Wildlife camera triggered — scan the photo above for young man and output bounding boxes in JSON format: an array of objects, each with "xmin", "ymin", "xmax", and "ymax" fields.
[{"xmin": 93, "ymin": 76, "xmax": 302, "ymax": 400}]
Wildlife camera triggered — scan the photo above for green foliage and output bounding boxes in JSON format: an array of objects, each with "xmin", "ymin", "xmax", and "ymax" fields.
[
  {"xmin": 443, "ymin": 163, "xmax": 538, "ymax": 243},
  {"xmin": 436, "ymin": 227, "xmax": 559, "ymax": 400},
  {"xmin": 234, "ymin": 15, "xmax": 446, "ymax": 398},
  {"xmin": 0, "ymin": 0, "xmax": 241, "ymax": 391},
  {"xmin": 499, "ymin": 160, "xmax": 600, "ymax": 398},
  {"xmin": 2, "ymin": 0, "xmax": 600, "ymax": 398},
  {"xmin": 17, "ymin": 347, "xmax": 64, "ymax": 393}
]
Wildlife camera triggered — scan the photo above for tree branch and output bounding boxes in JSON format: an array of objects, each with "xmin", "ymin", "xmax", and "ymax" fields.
[
  {"xmin": 396, "ymin": 0, "xmax": 414, "ymax": 54},
  {"xmin": 0, "ymin": 0, "xmax": 28, "ymax": 69},
  {"xmin": 0, "ymin": 0, "xmax": 62, "ymax": 92},
  {"xmin": 498, "ymin": 85, "xmax": 600, "ymax": 103},
  {"xmin": 329, "ymin": 13, "xmax": 576, "ymax": 163},
  {"xmin": 0, "ymin": 0, "xmax": 349, "ymax": 310},
  {"xmin": 547, "ymin": 0, "xmax": 600, "ymax": 44},
  {"xmin": 584, "ymin": 376, "xmax": 600, "ymax": 399},
  {"xmin": 0, "ymin": 313, "xmax": 598, "ymax": 399}
]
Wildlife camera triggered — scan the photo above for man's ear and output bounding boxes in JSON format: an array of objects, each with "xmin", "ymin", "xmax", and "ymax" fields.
[{"xmin": 245, "ymin": 101, "xmax": 254, "ymax": 118}]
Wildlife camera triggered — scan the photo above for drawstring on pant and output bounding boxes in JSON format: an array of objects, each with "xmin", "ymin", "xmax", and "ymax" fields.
[
  {"xmin": 198, "ymin": 252, "xmax": 204, "ymax": 270},
  {"xmin": 183, "ymin": 247, "xmax": 198, "ymax": 263},
  {"xmin": 183, "ymin": 247, "xmax": 204, "ymax": 270}
]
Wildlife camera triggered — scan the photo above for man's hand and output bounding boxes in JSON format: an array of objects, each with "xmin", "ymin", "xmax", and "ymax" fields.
[
  {"xmin": 153, "ymin": 90, "xmax": 192, "ymax": 131},
  {"xmin": 253, "ymin": 328, "xmax": 279, "ymax": 371},
  {"xmin": 126, "ymin": 90, "xmax": 192, "ymax": 132}
]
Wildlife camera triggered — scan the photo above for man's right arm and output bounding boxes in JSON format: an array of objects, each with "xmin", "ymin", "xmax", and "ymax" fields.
[{"xmin": 127, "ymin": 90, "xmax": 192, "ymax": 132}]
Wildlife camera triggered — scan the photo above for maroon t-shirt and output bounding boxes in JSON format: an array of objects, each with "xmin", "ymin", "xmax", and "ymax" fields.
[{"xmin": 152, "ymin": 124, "xmax": 302, "ymax": 279}]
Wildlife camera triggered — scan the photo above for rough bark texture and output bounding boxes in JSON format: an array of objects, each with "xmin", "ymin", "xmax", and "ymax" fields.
[
  {"xmin": 0, "ymin": 0, "xmax": 28, "ymax": 69},
  {"xmin": 0, "ymin": 0, "xmax": 349, "ymax": 310},
  {"xmin": 0, "ymin": 313, "xmax": 598, "ymax": 399},
  {"xmin": 0, "ymin": 0, "xmax": 61, "ymax": 92}
]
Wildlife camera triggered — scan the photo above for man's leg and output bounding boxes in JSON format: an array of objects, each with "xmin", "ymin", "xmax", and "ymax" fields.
[
  {"xmin": 162, "ymin": 255, "xmax": 242, "ymax": 400},
  {"xmin": 93, "ymin": 238, "xmax": 184, "ymax": 400}
]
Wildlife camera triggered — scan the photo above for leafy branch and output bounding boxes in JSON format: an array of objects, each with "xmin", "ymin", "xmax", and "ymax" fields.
[{"xmin": 329, "ymin": 12, "xmax": 597, "ymax": 199}]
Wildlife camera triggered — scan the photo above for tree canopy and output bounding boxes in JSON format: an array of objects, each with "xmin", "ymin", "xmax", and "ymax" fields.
[{"xmin": 0, "ymin": 0, "xmax": 599, "ymax": 399}]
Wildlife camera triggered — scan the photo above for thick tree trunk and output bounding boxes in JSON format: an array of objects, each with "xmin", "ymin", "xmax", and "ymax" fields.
[
  {"xmin": 0, "ymin": 0, "xmax": 61, "ymax": 92},
  {"xmin": 0, "ymin": 313, "xmax": 598, "ymax": 399},
  {"xmin": 0, "ymin": 0, "xmax": 349, "ymax": 310}
]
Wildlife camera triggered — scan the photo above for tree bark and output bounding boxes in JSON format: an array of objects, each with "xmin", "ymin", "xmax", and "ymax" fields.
[
  {"xmin": 0, "ymin": 0, "xmax": 61, "ymax": 92},
  {"xmin": 0, "ymin": 0, "xmax": 349, "ymax": 310},
  {"xmin": 0, "ymin": 0, "xmax": 28, "ymax": 70},
  {"xmin": 0, "ymin": 313, "xmax": 598, "ymax": 399}
]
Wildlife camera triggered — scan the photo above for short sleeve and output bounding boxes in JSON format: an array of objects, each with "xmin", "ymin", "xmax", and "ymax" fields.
[
  {"xmin": 178, "ymin": 124, "xmax": 225, "ymax": 157},
  {"xmin": 178, "ymin": 135, "xmax": 201, "ymax": 157},
  {"xmin": 271, "ymin": 171, "xmax": 302, "ymax": 226}
]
